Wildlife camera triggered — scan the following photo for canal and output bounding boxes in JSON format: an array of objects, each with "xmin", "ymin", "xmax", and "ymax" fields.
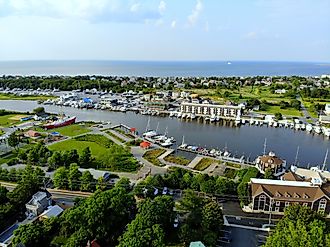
[{"xmin": 0, "ymin": 100, "xmax": 329, "ymax": 167}]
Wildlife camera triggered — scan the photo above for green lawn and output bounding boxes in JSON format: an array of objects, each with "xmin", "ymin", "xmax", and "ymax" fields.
[
  {"xmin": 194, "ymin": 158, "xmax": 218, "ymax": 171},
  {"xmin": 49, "ymin": 124, "xmax": 92, "ymax": 137},
  {"xmin": 0, "ymin": 93, "xmax": 55, "ymax": 101},
  {"xmin": 0, "ymin": 129, "xmax": 4, "ymax": 136},
  {"xmin": 49, "ymin": 139, "xmax": 108, "ymax": 160},
  {"xmin": 257, "ymin": 105, "xmax": 302, "ymax": 117},
  {"xmin": 164, "ymin": 155, "xmax": 191, "ymax": 166},
  {"xmin": 106, "ymin": 131, "xmax": 125, "ymax": 143},
  {"xmin": 0, "ymin": 114, "xmax": 30, "ymax": 127},
  {"xmin": 143, "ymin": 148, "xmax": 166, "ymax": 167}
]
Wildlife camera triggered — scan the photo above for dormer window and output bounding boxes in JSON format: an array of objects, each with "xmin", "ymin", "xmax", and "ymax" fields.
[
  {"xmin": 303, "ymin": 194, "xmax": 309, "ymax": 199},
  {"xmin": 275, "ymin": 192, "xmax": 282, "ymax": 197},
  {"xmin": 294, "ymin": 193, "xmax": 300, "ymax": 198},
  {"xmin": 285, "ymin": 192, "xmax": 291, "ymax": 198}
]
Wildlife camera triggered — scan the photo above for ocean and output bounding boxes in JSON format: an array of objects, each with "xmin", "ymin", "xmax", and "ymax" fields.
[{"xmin": 0, "ymin": 60, "xmax": 329, "ymax": 77}]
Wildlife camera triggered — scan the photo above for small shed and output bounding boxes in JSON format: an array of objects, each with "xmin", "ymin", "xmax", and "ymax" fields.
[
  {"xmin": 140, "ymin": 141, "xmax": 151, "ymax": 149},
  {"xmin": 39, "ymin": 205, "xmax": 64, "ymax": 220},
  {"xmin": 24, "ymin": 130, "xmax": 41, "ymax": 138}
]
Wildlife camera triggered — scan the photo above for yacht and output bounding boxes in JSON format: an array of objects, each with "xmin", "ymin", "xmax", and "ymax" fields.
[
  {"xmin": 314, "ymin": 126, "xmax": 322, "ymax": 134},
  {"xmin": 210, "ymin": 115, "xmax": 216, "ymax": 122},
  {"xmin": 190, "ymin": 113, "xmax": 196, "ymax": 120},
  {"xmin": 160, "ymin": 138, "xmax": 174, "ymax": 147},
  {"xmin": 306, "ymin": 124, "xmax": 313, "ymax": 132}
]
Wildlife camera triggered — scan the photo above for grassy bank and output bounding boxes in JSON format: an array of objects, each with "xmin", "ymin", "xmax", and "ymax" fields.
[
  {"xmin": 143, "ymin": 148, "xmax": 166, "ymax": 167},
  {"xmin": 0, "ymin": 93, "xmax": 55, "ymax": 101},
  {"xmin": 48, "ymin": 124, "xmax": 92, "ymax": 137}
]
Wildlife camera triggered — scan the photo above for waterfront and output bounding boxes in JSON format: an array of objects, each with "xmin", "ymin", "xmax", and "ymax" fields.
[{"xmin": 1, "ymin": 100, "xmax": 328, "ymax": 166}]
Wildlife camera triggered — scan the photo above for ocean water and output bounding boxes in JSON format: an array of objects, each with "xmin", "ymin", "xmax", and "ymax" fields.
[{"xmin": 0, "ymin": 60, "xmax": 329, "ymax": 77}]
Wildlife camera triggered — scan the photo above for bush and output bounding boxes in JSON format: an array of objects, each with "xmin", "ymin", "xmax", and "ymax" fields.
[{"xmin": 7, "ymin": 158, "xmax": 18, "ymax": 166}]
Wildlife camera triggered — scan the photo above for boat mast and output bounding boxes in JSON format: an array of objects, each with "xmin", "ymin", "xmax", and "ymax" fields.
[
  {"xmin": 321, "ymin": 149, "xmax": 329, "ymax": 171},
  {"xmin": 181, "ymin": 136, "xmax": 185, "ymax": 146},
  {"xmin": 294, "ymin": 146, "xmax": 300, "ymax": 166},
  {"xmin": 263, "ymin": 138, "xmax": 267, "ymax": 155},
  {"xmin": 145, "ymin": 117, "xmax": 150, "ymax": 132},
  {"xmin": 164, "ymin": 126, "xmax": 168, "ymax": 136},
  {"xmin": 156, "ymin": 122, "xmax": 159, "ymax": 133}
]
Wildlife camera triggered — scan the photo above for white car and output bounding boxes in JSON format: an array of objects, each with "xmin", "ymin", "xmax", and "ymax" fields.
[
  {"xmin": 154, "ymin": 188, "xmax": 159, "ymax": 195},
  {"xmin": 162, "ymin": 187, "xmax": 168, "ymax": 195}
]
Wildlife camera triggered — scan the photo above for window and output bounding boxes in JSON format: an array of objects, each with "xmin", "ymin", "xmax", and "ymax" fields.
[
  {"xmin": 275, "ymin": 207, "xmax": 279, "ymax": 212},
  {"xmin": 303, "ymin": 203, "xmax": 308, "ymax": 207},
  {"xmin": 303, "ymin": 194, "xmax": 309, "ymax": 199},
  {"xmin": 318, "ymin": 199, "xmax": 327, "ymax": 213},
  {"xmin": 285, "ymin": 193, "xmax": 291, "ymax": 198},
  {"xmin": 285, "ymin": 202, "xmax": 290, "ymax": 207},
  {"xmin": 276, "ymin": 201, "xmax": 280, "ymax": 206},
  {"xmin": 294, "ymin": 193, "xmax": 300, "ymax": 198}
]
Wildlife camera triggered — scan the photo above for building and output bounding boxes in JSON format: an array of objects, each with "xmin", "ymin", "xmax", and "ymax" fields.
[
  {"xmin": 39, "ymin": 205, "xmax": 64, "ymax": 220},
  {"xmin": 255, "ymin": 152, "xmax": 286, "ymax": 177},
  {"xmin": 140, "ymin": 141, "xmax": 151, "ymax": 149},
  {"xmin": 250, "ymin": 177, "xmax": 330, "ymax": 216},
  {"xmin": 24, "ymin": 130, "xmax": 41, "ymax": 138},
  {"xmin": 25, "ymin": 191, "xmax": 52, "ymax": 217},
  {"xmin": 180, "ymin": 101, "xmax": 242, "ymax": 119},
  {"xmin": 325, "ymin": 104, "xmax": 330, "ymax": 115}
]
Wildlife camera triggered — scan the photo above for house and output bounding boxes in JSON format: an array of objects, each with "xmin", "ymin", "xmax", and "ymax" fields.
[
  {"xmin": 24, "ymin": 130, "xmax": 41, "ymax": 138},
  {"xmin": 255, "ymin": 152, "xmax": 286, "ymax": 177},
  {"xmin": 250, "ymin": 177, "xmax": 330, "ymax": 216},
  {"xmin": 140, "ymin": 141, "xmax": 151, "ymax": 149},
  {"xmin": 25, "ymin": 191, "xmax": 52, "ymax": 217},
  {"xmin": 39, "ymin": 205, "xmax": 64, "ymax": 220},
  {"xmin": 189, "ymin": 241, "xmax": 206, "ymax": 247},
  {"xmin": 274, "ymin": 89, "xmax": 287, "ymax": 94}
]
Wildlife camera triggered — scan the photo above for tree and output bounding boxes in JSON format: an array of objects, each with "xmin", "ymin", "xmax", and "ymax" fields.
[
  {"xmin": 79, "ymin": 147, "xmax": 91, "ymax": 167},
  {"xmin": 264, "ymin": 204, "xmax": 330, "ymax": 247},
  {"xmin": 7, "ymin": 133, "xmax": 19, "ymax": 150},
  {"xmin": 96, "ymin": 177, "xmax": 107, "ymax": 191},
  {"xmin": 68, "ymin": 163, "xmax": 82, "ymax": 191},
  {"xmin": 12, "ymin": 221, "xmax": 46, "ymax": 247},
  {"xmin": 80, "ymin": 171, "xmax": 94, "ymax": 192},
  {"xmin": 237, "ymin": 182, "xmax": 249, "ymax": 206},
  {"xmin": 264, "ymin": 168, "xmax": 274, "ymax": 179},
  {"xmin": 53, "ymin": 166, "xmax": 68, "ymax": 189},
  {"xmin": 33, "ymin": 107, "xmax": 45, "ymax": 114},
  {"xmin": 291, "ymin": 99, "xmax": 301, "ymax": 110},
  {"xmin": 48, "ymin": 151, "xmax": 62, "ymax": 170},
  {"xmin": 274, "ymin": 112, "xmax": 283, "ymax": 121},
  {"xmin": 0, "ymin": 186, "xmax": 8, "ymax": 204}
]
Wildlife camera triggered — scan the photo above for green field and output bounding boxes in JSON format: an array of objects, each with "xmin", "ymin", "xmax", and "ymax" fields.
[
  {"xmin": 49, "ymin": 139, "xmax": 108, "ymax": 160},
  {"xmin": 257, "ymin": 105, "xmax": 302, "ymax": 117},
  {"xmin": 164, "ymin": 155, "xmax": 191, "ymax": 166},
  {"xmin": 49, "ymin": 124, "xmax": 92, "ymax": 137},
  {"xmin": 0, "ymin": 114, "xmax": 30, "ymax": 127},
  {"xmin": 0, "ymin": 93, "xmax": 55, "ymax": 101},
  {"xmin": 143, "ymin": 148, "xmax": 166, "ymax": 167},
  {"xmin": 194, "ymin": 158, "xmax": 219, "ymax": 171}
]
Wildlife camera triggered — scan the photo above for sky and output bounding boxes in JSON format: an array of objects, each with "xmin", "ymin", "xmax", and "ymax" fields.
[{"xmin": 0, "ymin": 0, "xmax": 329, "ymax": 62}]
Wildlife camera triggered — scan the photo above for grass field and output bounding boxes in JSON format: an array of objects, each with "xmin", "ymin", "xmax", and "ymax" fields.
[
  {"xmin": 49, "ymin": 139, "xmax": 108, "ymax": 160},
  {"xmin": 143, "ymin": 148, "xmax": 166, "ymax": 167},
  {"xmin": 164, "ymin": 155, "xmax": 191, "ymax": 166},
  {"xmin": 106, "ymin": 131, "xmax": 125, "ymax": 143},
  {"xmin": 0, "ymin": 93, "xmax": 55, "ymax": 101},
  {"xmin": 49, "ymin": 124, "xmax": 92, "ymax": 137},
  {"xmin": 194, "ymin": 158, "xmax": 219, "ymax": 171},
  {"xmin": 257, "ymin": 105, "xmax": 302, "ymax": 117},
  {"xmin": 0, "ymin": 114, "xmax": 30, "ymax": 127}
]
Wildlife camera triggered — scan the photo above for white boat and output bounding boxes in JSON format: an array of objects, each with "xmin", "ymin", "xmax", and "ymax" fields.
[
  {"xmin": 177, "ymin": 112, "xmax": 182, "ymax": 118},
  {"xmin": 169, "ymin": 112, "xmax": 175, "ymax": 117},
  {"xmin": 273, "ymin": 122, "xmax": 278, "ymax": 127},
  {"xmin": 235, "ymin": 119, "xmax": 241, "ymax": 125},
  {"xmin": 314, "ymin": 126, "xmax": 322, "ymax": 134},
  {"xmin": 210, "ymin": 115, "xmax": 216, "ymax": 122},
  {"xmin": 322, "ymin": 127, "xmax": 330, "ymax": 137},
  {"xmin": 306, "ymin": 124, "xmax": 313, "ymax": 132},
  {"xmin": 143, "ymin": 130, "xmax": 158, "ymax": 138},
  {"xmin": 241, "ymin": 119, "xmax": 246, "ymax": 124},
  {"xmin": 160, "ymin": 139, "xmax": 174, "ymax": 147},
  {"xmin": 190, "ymin": 113, "xmax": 196, "ymax": 120}
]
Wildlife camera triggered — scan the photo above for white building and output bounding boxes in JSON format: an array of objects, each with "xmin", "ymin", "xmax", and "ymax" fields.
[{"xmin": 180, "ymin": 101, "xmax": 242, "ymax": 119}]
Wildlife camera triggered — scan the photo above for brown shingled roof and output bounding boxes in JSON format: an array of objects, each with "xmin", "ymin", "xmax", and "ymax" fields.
[
  {"xmin": 282, "ymin": 171, "xmax": 305, "ymax": 182},
  {"xmin": 258, "ymin": 155, "xmax": 283, "ymax": 166},
  {"xmin": 251, "ymin": 181, "xmax": 330, "ymax": 203}
]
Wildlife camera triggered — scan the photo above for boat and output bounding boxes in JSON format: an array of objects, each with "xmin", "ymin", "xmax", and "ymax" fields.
[
  {"xmin": 306, "ymin": 124, "xmax": 313, "ymax": 132},
  {"xmin": 190, "ymin": 113, "xmax": 196, "ymax": 120},
  {"xmin": 143, "ymin": 130, "xmax": 158, "ymax": 138},
  {"xmin": 210, "ymin": 115, "xmax": 216, "ymax": 122},
  {"xmin": 322, "ymin": 127, "xmax": 330, "ymax": 137},
  {"xmin": 160, "ymin": 138, "xmax": 174, "ymax": 147},
  {"xmin": 44, "ymin": 116, "xmax": 76, "ymax": 130},
  {"xmin": 314, "ymin": 126, "xmax": 322, "ymax": 134}
]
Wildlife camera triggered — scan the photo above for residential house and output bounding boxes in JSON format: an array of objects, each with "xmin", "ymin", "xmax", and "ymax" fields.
[
  {"xmin": 25, "ymin": 191, "xmax": 52, "ymax": 217},
  {"xmin": 255, "ymin": 152, "xmax": 286, "ymax": 177}
]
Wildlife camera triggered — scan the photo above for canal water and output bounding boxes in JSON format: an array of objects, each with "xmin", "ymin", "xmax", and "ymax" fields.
[{"xmin": 0, "ymin": 100, "xmax": 329, "ymax": 167}]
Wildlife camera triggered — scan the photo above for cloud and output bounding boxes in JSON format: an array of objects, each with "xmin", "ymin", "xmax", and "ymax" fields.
[
  {"xmin": 0, "ymin": 0, "xmax": 161, "ymax": 23},
  {"xmin": 171, "ymin": 20, "xmax": 176, "ymax": 28},
  {"xmin": 158, "ymin": 1, "xmax": 166, "ymax": 14},
  {"xmin": 188, "ymin": 0, "xmax": 203, "ymax": 26},
  {"xmin": 130, "ymin": 3, "xmax": 140, "ymax": 13},
  {"xmin": 244, "ymin": 31, "xmax": 258, "ymax": 40}
]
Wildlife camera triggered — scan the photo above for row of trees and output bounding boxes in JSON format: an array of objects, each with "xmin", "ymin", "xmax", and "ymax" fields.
[
  {"xmin": 0, "ymin": 165, "xmax": 44, "ymax": 232},
  {"xmin": 135, "ymin": 167, "xmax": 237, "ymax": 197},
  {"xmin": 53, "ymin": 164, "xmax": 96, "ymax": 192},
  {"xmin": 265, "ymin": 204, "xmax": 330, "ymax": 246}
]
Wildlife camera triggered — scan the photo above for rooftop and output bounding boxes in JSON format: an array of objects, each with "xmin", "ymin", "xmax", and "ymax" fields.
[{"xmin": 250, "ymin": 178, "xmax": 316, "ymax": 187}]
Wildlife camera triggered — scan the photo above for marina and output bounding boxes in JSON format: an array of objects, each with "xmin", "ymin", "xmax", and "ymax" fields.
[{"xmin": 0, "ymin": 99, "xmax": 328, "ymax": 167}]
